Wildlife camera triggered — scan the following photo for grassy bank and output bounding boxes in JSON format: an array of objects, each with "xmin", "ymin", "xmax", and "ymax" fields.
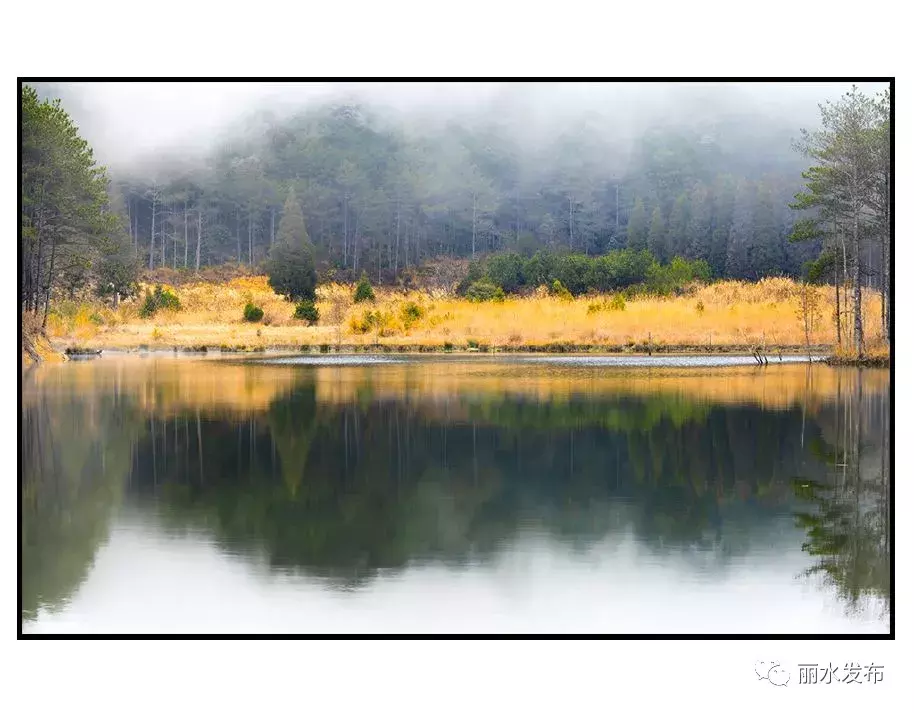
[
  {"xmin": 21, "ymin": 312, "xmax": 65, "ymax": 366},
  {"xmin": 42, "ymin": 273, "xmax": 887, "ymax": 358}
]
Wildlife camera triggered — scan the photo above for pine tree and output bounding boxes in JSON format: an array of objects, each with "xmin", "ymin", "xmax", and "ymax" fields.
[
  {"xmin": 647, "ymin": 207, "xmax": 667, "ymax": 263},
  {"xmin": 276, "ymin": 188, "xmax": 310, "ymax": 249},
  {"xmin": 686, "ymin": 184, "xmax": 712, "ymax": 262},
  {"xmin": 267, "ymin": 188, "xmax": 317, "ymax": 301},
  {"xmin": 95, "ymin": 183, "xmax": 139, "ymax": 308},
  {"xmin": 20, "ymin": 85, "xmax": 111, "ymax": 325},
  {"xmin": 726, "ymin": 180, "xmax": 755, "ymax": 279},
  {"xmin": 626, "ymin": 197, "xmax": 648, "ymax": 250},
  {"xmin": 666, "ymin": 193, "xmax": 690, "ymax": 258},
  {"xmin": 749, "ymin": 183, "xmax": 784, "ymax": 277},
  {"xmin": 709, "ymin": 175, "xmax": 735, "ymax": 277},
  {"xmin": 793, "ymin": 86, "xmax": 884, "ymax": 356}
]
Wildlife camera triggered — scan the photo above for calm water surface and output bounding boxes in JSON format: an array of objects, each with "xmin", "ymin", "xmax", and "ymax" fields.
[{"xmin": 21, "ymin": 355, "xmax": 891, "ymax": 633}]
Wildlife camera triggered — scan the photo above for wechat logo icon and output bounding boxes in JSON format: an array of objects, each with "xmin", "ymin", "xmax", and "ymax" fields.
[{"xmin": 755, "ymin": 661, "xmax": 791, "ymax": 687}]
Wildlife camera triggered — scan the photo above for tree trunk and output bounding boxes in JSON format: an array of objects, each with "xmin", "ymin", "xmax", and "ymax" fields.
[
  {"xmin": 883, "ymin": 173, "xmax": 891, "ymax": 348},
  {"xmin": 841, "ymin": 232, "xmax": 849, "ymax": 346},
  {"xmin": 32, "ymin": 199, "xmax": 46, "ymax": 313},
  {"xmin": 173, "ymin": 203, "xmax": 177, "ymax": 269},
  {"xmin": 184, "ymin": 201, "xmax": 189, "ymax": 268},
  {"xmin": 41, "ymin": 239, "xmax": 57, "ymax": 329},
  {"xmin": 195, "ymin": 208, "xmax": 203, "ymax": 272},
  {"xmin": 162, "ymin": 200, "xmax": 167, "ymax": 268},
  {"xmin": 271, "ymin": 207, "xmax": 276, "ymax": 248},
  {"xmin": 516, "ymin": 188, "xmax": 521, "ymax": 247},
  {"xmin": 615, "ymin": 183, "xmax": 620, "ymax": 236},
  {"xmin": 353, "ymin": 211, "xmax": 360, "ymax": 273},
  {"xmin": 395, "ymin": 198, "xmax": 401, "ymax": 274},
  {"xmin": 343, "ymin": 198, "xmax": 348, "ymax": 269},
  {"xmin": 834, "ymin": 242, "xmax": 842, "ymax": 349},
  {"xmin": 472, "ymin": 192, "xmax": 477, "ymax": 259},
  {"xmin": 235, "ymin": 207, "xmax": 241, "ymax": 264},
  {"xmin": 853, "ymin": 202, "xmax": 863, "ymax": 357},
  {"xmin": 248, "ymin": 210, "xmax": 254, "ymax": 265},
  {"xmin": 149, "ymin": 192, "xmax": 156, "ymax": 270}
]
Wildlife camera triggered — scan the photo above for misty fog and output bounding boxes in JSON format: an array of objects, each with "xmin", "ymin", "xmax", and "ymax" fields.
[
  {"xmin": 33, "ymin": 81, "xmax": 885, "ymax": 170},
  {"xmin": 23, "ymin": 80, "xmax": 891, "ymax": 293}
]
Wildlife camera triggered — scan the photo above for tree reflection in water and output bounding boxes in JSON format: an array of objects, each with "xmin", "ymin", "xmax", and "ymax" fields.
[{"xmin": 21, "ymin": 359, "xmax": 891, "ymax": 624}]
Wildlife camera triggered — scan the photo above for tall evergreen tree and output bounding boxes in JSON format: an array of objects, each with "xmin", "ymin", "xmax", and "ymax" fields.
[
  {"xmin": 709, "ymin": 175, "xmax": 735, "ymax": 277},
  {"xmin": 793, "ymin": 86, "xmax": 883, "ymax": 356},
  {"xmin": 626, "ymin": 197, "xmax": 648, "ymax": 250},
  {"xmin": 686, "ymin": 184, "xmax": 712, "ymax": 262},
  {"xmin": 276, "ymin": 188, "xmax": 310, "ymax": 249},
  {"xmin": 21, "ymin": 85, "xmax": 112, "ymax": 325},
  {"xmin": 266, "ymin": 188, "xmax": 317, "ymax": 302},
  {"xmin": 749, "ymin": 183, "xmax": 784, "ymax": 277},
  {"xmin": 726, "ymin": 180, "xmax": 755, "ymax": 279},
  {"xmin": 647, "ymin": 207, "xmax": 667, "ymax": 262},
  {"xmin": 666, "ymin": 193, "xmax": 690, "ymax": 258}
]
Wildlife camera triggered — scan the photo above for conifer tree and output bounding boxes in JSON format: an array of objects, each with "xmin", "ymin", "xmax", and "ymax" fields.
[
  {"xmin": 647, "ymin": 207, "xmax": 667, "ymax": 262},
  {"xmin": 626, "ymin": 197, "xmax": 648, "ymax": 251}
]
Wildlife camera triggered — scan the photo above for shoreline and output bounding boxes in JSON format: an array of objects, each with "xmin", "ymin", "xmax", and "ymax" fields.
[{"xmin": 50, "ymin": 341, "xmax": 889, "ymax": 367}]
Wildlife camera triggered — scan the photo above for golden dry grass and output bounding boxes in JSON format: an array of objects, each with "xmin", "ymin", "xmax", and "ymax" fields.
[
  {"xmin": 22, "ymin": 311, "xmax": 65, "ymax": 366},
  {"xmin": 45, "ymin": 275, "xmax": 886, "ymax": 353}
]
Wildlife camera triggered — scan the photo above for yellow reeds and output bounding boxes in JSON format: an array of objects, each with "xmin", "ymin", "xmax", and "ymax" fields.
[{"xmin": 45, "ymin": 275, "xmax": 886, "ymax": 352}]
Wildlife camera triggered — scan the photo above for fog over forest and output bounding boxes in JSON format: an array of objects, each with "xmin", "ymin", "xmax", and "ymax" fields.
[{"xmin": 30, "ymin": 81, "xmax": 889, "ymax": 285}]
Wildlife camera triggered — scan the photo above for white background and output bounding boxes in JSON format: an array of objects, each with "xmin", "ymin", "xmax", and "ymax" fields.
[{"xmin": 1, "ymin": 1, "xmax": 909, "ymax": 710}]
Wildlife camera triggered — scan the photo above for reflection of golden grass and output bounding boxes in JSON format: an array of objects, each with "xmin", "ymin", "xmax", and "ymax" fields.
[
  {"xmin": 25, "ymin": 356, "xmax": 889, "ymax": 418},
  {"xmin": 45, "ymin": 275, "xmax": 886, "ymax": 352},
  {"xmin": 24, "ymin": 357, "xmax": 302, "ymax": 417},
  {"xmin": 311, "ymin": 361, "xmax": 889, "ymax": 413}
]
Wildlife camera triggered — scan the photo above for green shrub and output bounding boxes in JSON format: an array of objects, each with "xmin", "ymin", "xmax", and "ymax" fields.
[
  {"xmin": 457, "ymin": 260, "xmax": 486, "ymax": 295},
  {"xmin": 400, "ymin": 301, "xmax": 424, "ymax": 329},
  {"xmin": 465, "ymin": 280, "xmax": 506, "ymax": 303},
  {"xmin": 550, "ymin": 279, "xmax": 573, "ymax": 301},
  {"xmin": 609, "ymin": 293, "xmax": 626, "ymax": 311},
  {"xmin": 485, "ymin": 252, "xmax": 526, "ymax": 293},
  {"xmin": 351, "ymin": 309, "xmax": 380, "ymax": 334},
  {"xmin": 553, "ymin": 254, "xmax": 590, "ymax": 295},
  {"xmin": 584, "ymin": 249, "xmax": 654, "ymax": 292},
  {"xmin": 646, "ymin": 256, "xmax": 713, "ymax": 295},
  {"xmin": 243, "ymin": 303, "xmax": 264, "ymax": 322},
  {"xmin": 139, "ymin": 285, "xmax": 181, "ymax": 318},
  {"xmin": 695, "ymin": 300, "xmax": 705, "ymax": 315},
  {"xmin": 522, "ymin": 251, "xmax": 555, "ymax": 287},
  {"xmin": 354, "ymin": 272, "xmax": 375, "ymax": 303},
  {"xmin": 293, "ymin": 300, "xmax": 320, "ymax": 325}
]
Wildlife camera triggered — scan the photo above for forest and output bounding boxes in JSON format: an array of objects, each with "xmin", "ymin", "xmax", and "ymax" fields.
[{"xmin": 20, "ymin": 82, "xmax": 892, "ymax": 358}]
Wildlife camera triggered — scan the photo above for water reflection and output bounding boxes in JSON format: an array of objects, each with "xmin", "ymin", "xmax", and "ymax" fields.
[{"xmin": 21, "ymin": 357, "xmax": 891, "ymax": 632}]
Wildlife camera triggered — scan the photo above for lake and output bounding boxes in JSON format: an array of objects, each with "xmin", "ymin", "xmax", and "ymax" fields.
[{"xmin": 20, "ymin": 354, "xmax": 891, "ymax": 634}]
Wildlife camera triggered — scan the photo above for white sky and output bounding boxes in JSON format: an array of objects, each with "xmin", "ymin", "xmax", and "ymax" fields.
[{"xmin": 37, "ymin": 81, "xmax": 889, "ymax": 169}]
